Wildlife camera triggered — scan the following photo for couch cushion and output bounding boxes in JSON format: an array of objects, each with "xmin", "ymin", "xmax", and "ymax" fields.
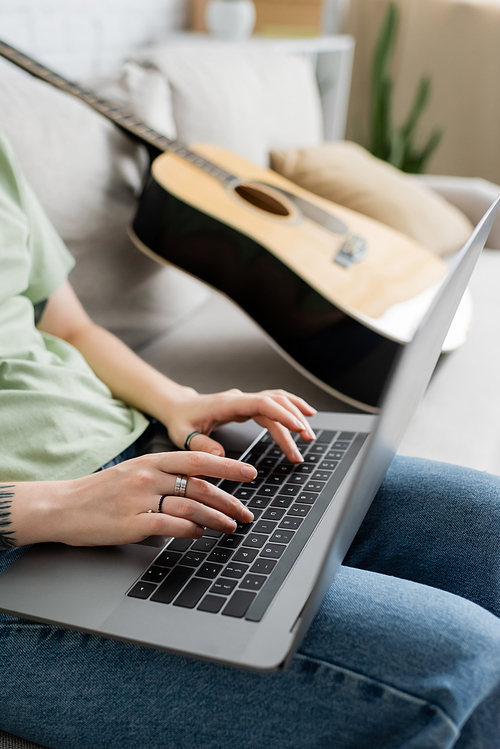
[
  {"xmin": 270, "ymin": 141, "xmax": 473, "ymax": 256},
  {"xmin": 129, "ymin": 43, "xmax": 324, "ymax": 167},
  {"xmin": 0, "ymin": 73, "xmax": 209, "ymax": 349}
]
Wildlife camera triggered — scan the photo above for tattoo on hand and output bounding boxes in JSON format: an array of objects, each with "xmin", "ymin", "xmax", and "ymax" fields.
[{"xmin": 0, "ymin": 485, "xmax": 17, "ymax": 549}]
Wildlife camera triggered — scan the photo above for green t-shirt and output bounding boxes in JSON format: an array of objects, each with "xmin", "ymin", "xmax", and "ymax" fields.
[{"xmin": 0, "ymin": 130, "xmax": 149, "ymax": 481}]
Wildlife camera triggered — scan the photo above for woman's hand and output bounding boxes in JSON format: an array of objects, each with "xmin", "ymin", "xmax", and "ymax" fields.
[
  {"xmin": 160, "ymin": 388, "xmax": 317, "ymax": 463},
  {"xmin": 9, "ymin": 452, "xmax": 257, "ymax": 548}
]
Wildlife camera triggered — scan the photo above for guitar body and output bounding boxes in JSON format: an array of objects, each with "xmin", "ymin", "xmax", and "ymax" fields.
[{"xmin": 130, "ymin": 144, "xmax": 447, "ymax": 411}]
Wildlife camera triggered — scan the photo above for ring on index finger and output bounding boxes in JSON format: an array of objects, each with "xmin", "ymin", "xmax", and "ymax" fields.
[{"xmin": 174, "ymin": 474, "xmax": 188, "ymax": 498}]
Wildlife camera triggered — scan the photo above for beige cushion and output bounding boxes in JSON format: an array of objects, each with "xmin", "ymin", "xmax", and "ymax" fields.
[
  {"xmin": 0, "ymin": 73, "xmax": 209, "ymax": 349},
  {"xmin": 270, "ymin": 141, "xmax": 473, "ymax": 256}
]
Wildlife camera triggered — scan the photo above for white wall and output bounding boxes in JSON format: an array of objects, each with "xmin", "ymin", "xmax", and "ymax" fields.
[{"xmin": 0, "ymin": 0, "xmax": 188, "ymax": 79}]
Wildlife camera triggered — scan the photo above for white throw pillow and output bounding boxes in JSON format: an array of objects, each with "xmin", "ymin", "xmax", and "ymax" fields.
[
  {"xmin": 0, "ymin": 73, "xmax": 209, "ymax": 349},
  {"xmin": 90, "ymin": 60, "xmax": 177, "ymax": 140},
  {"xmin": 129, "ymin": 43, "xmax": 324, "ymax": 167}
]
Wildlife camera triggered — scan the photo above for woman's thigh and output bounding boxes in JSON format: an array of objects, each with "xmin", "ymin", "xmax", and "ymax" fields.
[
  {"xmin": 1, "ymin": 564, "xmax": 500, "ymax": 749},
  {"xmin": 345, "ymin": 456, "xmax": 500, "ymax": 617}
]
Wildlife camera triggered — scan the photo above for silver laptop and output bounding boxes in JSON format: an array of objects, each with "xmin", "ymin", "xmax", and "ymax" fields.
[{"xmin": 0, "ymin": 197, "xmax": 498, "ymax": 672}]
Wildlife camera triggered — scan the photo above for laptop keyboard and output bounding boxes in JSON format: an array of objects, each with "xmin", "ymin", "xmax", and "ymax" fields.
[{"xmin": 127, "ymin": 429, "xmax": 368, "ymax": 621}]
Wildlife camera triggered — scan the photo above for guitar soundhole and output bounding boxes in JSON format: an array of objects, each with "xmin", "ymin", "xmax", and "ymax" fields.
[{"xmin": 235, "ymin": 184, "xmax": 290, "ymax": 216}]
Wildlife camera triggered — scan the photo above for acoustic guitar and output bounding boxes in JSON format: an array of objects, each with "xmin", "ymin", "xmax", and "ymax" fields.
[{"xmin": 0, "ymin": 39, "xmax": 450, "ymax": 412}]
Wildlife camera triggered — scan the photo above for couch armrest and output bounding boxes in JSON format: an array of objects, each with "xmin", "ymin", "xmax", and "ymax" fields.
[{"xmin": 415, "ymin": 174, "xmax": 500, "ymax": 249}]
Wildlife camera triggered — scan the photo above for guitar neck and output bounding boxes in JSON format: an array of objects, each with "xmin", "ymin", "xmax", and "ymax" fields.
[{"xmin": 0, "ymin": 38, "xmax": 236, "ymax": 184}]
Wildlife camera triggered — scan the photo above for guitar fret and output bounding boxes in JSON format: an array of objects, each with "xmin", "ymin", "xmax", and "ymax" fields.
[{"xmin": 0, "ymin": 38, "xmax": 238, "ymax": 184}]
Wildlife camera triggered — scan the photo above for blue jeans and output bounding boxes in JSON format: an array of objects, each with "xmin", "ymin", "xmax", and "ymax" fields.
[{"xmin": 1, "ymin": 456, "xmax": 500, "ymax": 749}]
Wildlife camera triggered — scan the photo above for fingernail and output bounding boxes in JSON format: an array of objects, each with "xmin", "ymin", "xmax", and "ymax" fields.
[
  {"xmin": 241, "ymin": 464, "xmax": 257, "ymax": 480},
  {"xmin": 243, "ymin": 508, "xmax": 254, "ymax": 522},
  {"xmin": 193, "ymin": 526, "xmax": 204, "ymax": 538},
  {"xmin": 231, "ymin": 520, "xmax": 238, "ymax": 531},
  {"xmin": 293, "ymin": 448, "xmax": 304, "ymax": 463},
  {"xmin": 294, "ymin": 418, "xmax": 306, "ymax": 430},
  {"xmin": 211, "ymin": 449, "xmax": 222, "ymax": 456}
]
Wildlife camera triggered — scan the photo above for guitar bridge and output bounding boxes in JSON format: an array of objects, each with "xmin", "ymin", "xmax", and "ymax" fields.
[{"xmin": 334, "ymin": 235, "xmax": 367, "ymax": 268}]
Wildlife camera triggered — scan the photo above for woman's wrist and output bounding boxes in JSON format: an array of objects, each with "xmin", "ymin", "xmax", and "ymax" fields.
[
  {"xmin": 151, "ymin": 385, "xmax": 199, "ymax": 438},
  {"xmin": 4, "ymin": 479, "xmax": 71, "ymax": 547}
]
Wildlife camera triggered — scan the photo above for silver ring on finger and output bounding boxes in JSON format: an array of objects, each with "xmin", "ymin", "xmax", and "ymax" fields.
[{"xmin": 174, "ymin": 474, "xmax": 188, "ymax": 498}]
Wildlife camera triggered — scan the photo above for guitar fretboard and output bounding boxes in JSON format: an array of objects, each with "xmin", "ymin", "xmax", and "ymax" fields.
[{"xmin": 0, "ymin": 39, "xmax": 236, "ymax": 185}]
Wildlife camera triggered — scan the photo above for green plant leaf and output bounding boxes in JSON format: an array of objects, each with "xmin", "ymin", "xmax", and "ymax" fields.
[{"xmin": 369, "ymin": 1, "xmax": 442, "ymax": 173}]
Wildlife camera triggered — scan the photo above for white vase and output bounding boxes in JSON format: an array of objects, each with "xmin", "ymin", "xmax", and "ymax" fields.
[{"xmin": 206, "ymin": 0, "xmax": 256, "ymax": 41}]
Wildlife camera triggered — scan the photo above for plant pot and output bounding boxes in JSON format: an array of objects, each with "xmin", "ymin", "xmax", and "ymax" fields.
[{"xmin": 206, "ymin": 0, "xmax": 256, "ymax": 41}]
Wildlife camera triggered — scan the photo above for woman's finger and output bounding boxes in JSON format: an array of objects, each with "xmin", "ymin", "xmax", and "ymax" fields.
[
  {"xmin": 188, "ymin": 432, "xmax": 225, "ymax": 457},
  {"xmin": 135, "ymin": 511, "xmax": 204, "ymax": 540},
  {"xmin": 157, "ymin": 495, "xmax": 240, "ymax": 534},
  {"xmin": 268, "ymin": 390, "xmax": 317, "ymax": 417},
  {"xmin": 254, "ymin": 416, "xmax": 304, "ymax": 463},
  {"xmin": 151, "ymin": 450, "xmax": 257, "ymax": 483},
  {"xmin": 166, "ymin": 475, "xmax": 254, "ymax": 524}
]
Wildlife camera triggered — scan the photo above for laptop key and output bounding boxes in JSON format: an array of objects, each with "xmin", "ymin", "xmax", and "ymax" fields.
[
  {"xmin": 198, "ymin": 595, "xmax": 225, "ymax": 613},
  {"xmin": 218, "ymin": 480, "xmax": 240, "ymax": 494},
  {"xmin": 222, "ymin": 590, "xmax": 257, "ymax": 618},
  {"xmin": 319, "ymin": 461, "xmax": 339, "ymax": 471},
  {"xmin": 167, "ymin": 539, "xmax": 193, "ymax": 552},
  {"xmin": 242, "ymin": 533, "xmax": 268, "ymax": 549},
  {"xmin": 295, "ymin": 463, "xmax": 314, "ymax": 474},
  {"xmin": 279, "ymin": 517, "xmax": 303, "ymax": 530},
  {"xmin": 203, "ymin": 529, "xmax": 223, "ymax": 538},
  {"xmin": 288, "ymin": 504, "xmax": 311, "ymax": 518},
  {"xmin": 239, "ymin": 574, "xmax": 267, "ymax": 591},
  {"xmin": 252, "ymin": 520, "xmax": 278, "ymax": 535},
  {"xmin": 338, "ymin": 432, "xmax": 355, "ymax": 440},
  {"xmin": 196, "ymin": 563, "xmax": 223, "ymax": 579},
  {"xmin": 150, "ymin": 566, "xmax": 194, "ymax": 604},
  {"xmin": 250, "ymin": 559, "xmax": 277, "ymax": 575},
  {"xmin": 142, "ymin": 566, "xmax": 168, "ymax": 584},
  {"xmin": 210, "ymin": 578, "xmax": 237, "ymax": 596},
  {"xmin": 155, "ymin": 550, "xmax": 183, "ymax": 567},
  {"xmin": 305, "ymin": 481, "xmax": 326, "ymax": 493},
  {"xmin": 326, "ymin": 451, "xmax": 345, "ymax": 461},
  {"xmin": 312, "ymin": 471, "xmax": 332, "ymax": 482},
  {"xmin": 191, "ymin": 537, "xmax": 217, "ymax": 552},
  {"xmin": 270, "ymin": 529, "xmax": 294, "ymax": 544},
  {"xmin": 315, "ymin": 430, "xmax": 338, "ymax": 443},
  {"xmin": 223, "ymin": 562, "xmax": 250, "ymax": 579},
  {"xmin": 333, "ymin": 441, "xmax": 351, "ymax": 450},
  {"xmin": 287, "ymin": 474, "xmax": 307, "ymax": 485},
  {"xmin": 233, "ymin": 487, "xmax": 254, "ymax": 501},
  {"xmin": 173, "ymin": 578, "xmax": 211, "ymax": 608},
  {"xmin": 128, "ymin": 581, "xmax": 156, "ymax": 599},
  {"xmin": 296, "ymin": 492, "xmax": 319, "ymax": 504},
  {"xmin": 260, "ymin": 544, "xmax": 286, "ymax": 559},
  {"xmin": 256, "ymin": 484, "xmax": 279, "ymax": 497},
  {"xmin": 182, "ymin": 551, "xmax": 207, "ymax": 567},
  {"xmin": 248, "ymin": 496, "xmax": 271, "ymax": 510},
  {"xmin": 278, "ymin": 485, "xmax": 300, "ymax": 496},
  {"xmin": 218, "ymin": 534, "xmax": 243, "ymax": 549},
  {"xmin": 208, "ymin": 547, "xmax": 233, "ymax": 563},
  {"xmin": 270, "ymin": 496, "xmax": 293, "ymax": 509},
  {"xmin": 232, "ymin": 547, "xmax": 259, "ymax": 564},
  {"xmin": 262, "ymin": 507, "xmax": 286, "ymax": 521},
  {"xmin": 267, "ymin": 474, "xmax": 286, "ymax": 485},
  {"xmin": 303, "ymin": 454, "xmax": 321, "ymax": 464}
]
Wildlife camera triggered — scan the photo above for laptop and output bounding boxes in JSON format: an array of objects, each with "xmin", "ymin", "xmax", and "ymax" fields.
[{"xmin": 0, "ymin": 196, "xmax": 498, "ymax": 672}]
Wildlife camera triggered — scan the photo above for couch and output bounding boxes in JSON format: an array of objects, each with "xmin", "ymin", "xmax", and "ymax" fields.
[{"xmin": 1, "ymin": 25, "xmax": 500, "ymax": 749}]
